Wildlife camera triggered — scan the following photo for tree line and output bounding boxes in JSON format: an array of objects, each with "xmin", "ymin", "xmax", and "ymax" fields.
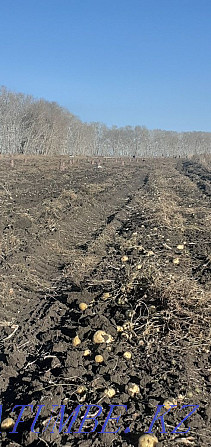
[{"xmin": 0, "ymin": 86, "xmax": 210, "ymax": 157}]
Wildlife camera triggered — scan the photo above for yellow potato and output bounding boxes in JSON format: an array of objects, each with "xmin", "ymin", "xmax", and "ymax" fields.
[
  {"xmin": 123, "ymin": 351, "xmax": 132, "ymax": 360},
  {"xmin": 72, "ymin": 335, "xmax": 81, "ymax": 347},
  {"xmin": 95, "ymin": 355, "xmax": 104, "ymax": 363},
  {"xmin": 76, "ymin": 385, "xmax": 86, "ymax": 394},
  {"xmin": 121, "ymin": 255, "xmax": 129, "ymax": 262},
  {"xmin": 128, "ymin": 383, "xmax": 140, "ymax": 397},
  {"xmin": 1, "ymin": 417, "xmax": 15, "ymax": 431},
  {"xmin": 93, "ymin": 330, "xmax": 113, "ymax": 344},
  {"xmin": 104, "ymin": 387, "xmax": 116, "ymax": 397},
  {"xmin": 163, "ymin": 398, "xmax": 177, "ymax": 410},
  {"xmin": 177, "ymin": 244, "xmax": 184, "ymax": 250},
  {"xmin": 79, "ymin": 302, "xmax": 88, "ymax": 311},
  {"xmin": 138, "ymin": 434, "xmax": 158, "ymax": 447},
  {"xmin": 102, "ymin": 292, "xmax": 110, "ymax": 299}
]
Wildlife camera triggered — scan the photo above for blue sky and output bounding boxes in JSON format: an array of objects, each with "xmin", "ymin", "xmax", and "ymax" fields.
[{"xmin": 0, "ymin": 0, "xmax": 211, "ymax": 131}]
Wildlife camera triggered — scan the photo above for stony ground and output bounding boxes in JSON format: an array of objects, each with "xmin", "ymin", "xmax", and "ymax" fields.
[{"xmin": 0, "ymin": 155, "xmax": 210, "ymax": 447}]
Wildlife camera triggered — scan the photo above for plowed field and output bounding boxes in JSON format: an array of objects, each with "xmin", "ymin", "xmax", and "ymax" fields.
[{"xmin": 0, "ymin": 156, "xmax": 210, "ymax": 447}]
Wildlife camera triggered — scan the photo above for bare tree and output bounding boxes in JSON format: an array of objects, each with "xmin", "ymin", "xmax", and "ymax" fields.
[{"xmin": 0, "ymin": 86, "xmax": 210, "ymax": 158}]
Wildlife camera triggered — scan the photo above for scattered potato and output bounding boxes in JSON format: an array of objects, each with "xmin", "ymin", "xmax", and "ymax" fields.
[
  {"xmin": 104, "ymin": 387, "xmax": 116, "ymax": 398},
  {"xmin": 72, "ymin": 335, "xmax": 81, "ymax": 347},
  {"xmin": 95, "ymin": 354, "xmax": 104, "ymax": 363},
  {"xmin": 137, "ymin": 264, "xmax": 142, "ymax": 270},
  {"xmin": 76, "ymin": 385, "xmax": 86, "ymax": 394},
  {"xmin": 123, "ymin": 351, "xmax": 132, "ymax": 360},
  {"xmin": 79, "ymin": 302, "xmax": 88, "ymax": 311},
  {"xmin": 102, "ymin": 292, "xmax": 110, "ymax": 300},
  {"xmin": 9, "ymin": 288, "xmax": 14, "ymax": 295},
  {"xmin": 93, "ymin": 330, "xmax": 113, "ymax": 344},
  {"xmin": 163, "ymin": 398, "xmax": 177, "ymax": 409},
  {"xmin": 83, "ymin": 349, "xmax": 91, "ymax": 356},
  {"xmin": 128, "ymin": 383, "xmax": 140, "ymax": 397},
  {"xmin": 117, "ymin": 325, "xmax": 124, "ymax": 332},
  {"xmin": 1, "ymin": 417, "xmax": 15, "ymax": 431},
  {"xmin": 177, "ymin": 244, "xmax": 184, "ymax": 250},
  {"xmin": 121, "ymin": 255, "xmax": 129, "ymax": 262},
  {"xmin": 173, "ymin": 257, "xmax": 180, "ymax": 265},
  {"xmin": 138, "ymin": 434, "xmax": 158, "ymax": 447}
]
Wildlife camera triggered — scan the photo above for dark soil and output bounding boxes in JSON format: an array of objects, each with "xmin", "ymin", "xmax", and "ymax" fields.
[{"xmin": 0, "ymin": 155, "xmax": 210, "ymax": 447}]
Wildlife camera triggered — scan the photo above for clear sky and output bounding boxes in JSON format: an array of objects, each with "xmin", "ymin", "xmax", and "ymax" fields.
[{"xmin": 0, "ymin": 0, "xmax": 211, "ymax": 131}]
